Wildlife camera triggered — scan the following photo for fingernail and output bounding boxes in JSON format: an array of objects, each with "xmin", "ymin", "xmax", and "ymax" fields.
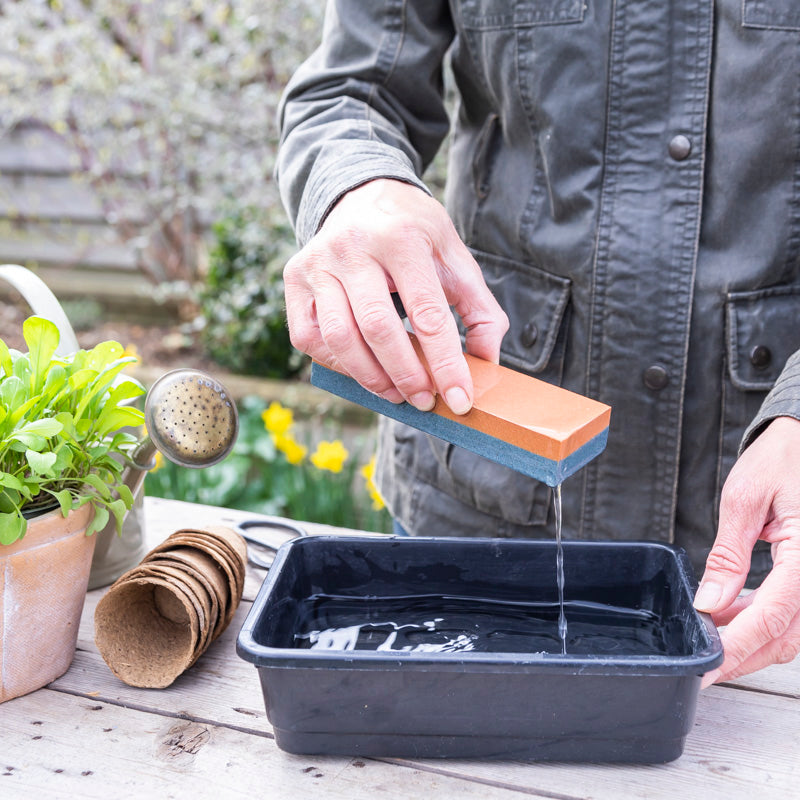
[
  {"xmin": 701, "ymin": 668, "xmax": 721, "ymax": 689},
  {"xmin": 408, "ymin": 391, "xmax": 435, "ymax": 411},
  {"xmin": 379, "ymin": 388, "xmax": 404, "ymax": 404},
  {"xmin": 693, "ymin": 580, "xmax": 723, "ymax": 611},
  {"xmin": 444, "ymin": 387, "xmax": 471, "ymax": 415}
]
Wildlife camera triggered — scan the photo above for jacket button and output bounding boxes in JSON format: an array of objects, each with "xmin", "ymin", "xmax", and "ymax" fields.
[
  {"xmin": 521, "ymin": 321, "xmax": 539, "ymax": 348},
  {"xmin": 668, "ymin": 135, "xmax": 692, "ymax": 161},
  {"xmin": 750, "ymin": 345, "xmax": 772, "ymax": 369},
  {"xmin": 643, "ymin": 364, "xmax": 669, "ymax": 391}
]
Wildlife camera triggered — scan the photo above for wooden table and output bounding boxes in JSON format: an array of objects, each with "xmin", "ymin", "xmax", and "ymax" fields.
[{"xmin": 3, "ymin": 498, "xmax": 798, "ymax": 799}]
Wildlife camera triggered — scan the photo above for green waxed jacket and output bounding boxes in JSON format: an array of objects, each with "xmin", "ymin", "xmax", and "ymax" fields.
[{"xmin": 276, "ymin": 0, "xmax": 800, "ymax": 582}]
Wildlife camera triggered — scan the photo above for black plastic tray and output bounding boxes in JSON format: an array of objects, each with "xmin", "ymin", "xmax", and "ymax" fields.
[{"xmin": 237, "ymin": 536, "xmax": 722, "ymax": 763}]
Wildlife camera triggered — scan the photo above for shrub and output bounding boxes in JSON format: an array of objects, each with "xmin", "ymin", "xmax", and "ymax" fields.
[{"xmin": 198, "ymin": 205, "xmax": 307, "ymax": 378}]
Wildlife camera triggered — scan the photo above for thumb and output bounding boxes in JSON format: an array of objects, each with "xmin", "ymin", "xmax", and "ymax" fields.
[{"xmin": 694, "ymin": 468, "xmax": 769, "ymax": 613}]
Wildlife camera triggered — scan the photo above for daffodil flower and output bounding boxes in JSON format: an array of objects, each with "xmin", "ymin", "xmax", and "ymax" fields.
[
  {"xmin": 262, "ymin": 401, "xmax": 294, "ymax": 437},
  {"xmin": 274, "ymin": 433, "xmax": 307, "ymax": 465},
  {"xmin": 121, "ymin": 343, "xmax": 140, "ymax": 371},
  {"xmin": 310, "ymin": 440, "xmax": 348, "ymax": 473},
  {"xmin": 360, "ymin": 455, "xmax": 385, "ymax": 510}
]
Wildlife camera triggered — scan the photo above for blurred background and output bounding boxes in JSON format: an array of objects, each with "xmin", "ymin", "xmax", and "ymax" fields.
[
  {"xmin": 0, "ymin": 0, "xmax": 322, "ymax": 372},
  {"xmin": 0, "ymin": 0, "xmax": 407, "ymax": 531}
]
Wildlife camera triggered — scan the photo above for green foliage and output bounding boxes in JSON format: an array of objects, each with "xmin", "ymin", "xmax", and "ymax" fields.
[
  {"xmin": 145, "ymin": 396, "xmax": 391, "ymax": 533},
  {"xmin": 0, "ymin": 317, "xmax": 145, "ymax": 545},
  {"xmin": 199, "ymin": 205, "xmax": 307, "ymax": 378}
]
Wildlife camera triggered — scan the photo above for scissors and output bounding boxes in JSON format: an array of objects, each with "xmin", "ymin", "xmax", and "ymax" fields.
[{"xmin": 222, "ymin": 515, "xmax": 309, "ymax": 569}]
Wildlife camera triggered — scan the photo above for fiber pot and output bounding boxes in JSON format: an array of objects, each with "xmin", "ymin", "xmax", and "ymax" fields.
[{"xmin": 1, "ymin": 503, "xmax": 96, "ymax": 703}]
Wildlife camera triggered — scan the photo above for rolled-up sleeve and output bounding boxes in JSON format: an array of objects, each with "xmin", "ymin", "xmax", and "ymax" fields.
[
  {"xmin": 275, "ymin": 0, "xmax": 455, "ymax": 244},
  {"xmin": 740, "ymin": 349, "xmax": 800, "ymax": 453}
]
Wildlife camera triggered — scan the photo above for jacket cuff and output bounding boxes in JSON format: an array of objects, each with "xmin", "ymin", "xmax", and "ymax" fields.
[
  {"xmin": 740, "ymin": 349, "xmax": 800, "ymax": 454},
  {"xmin": 295, "ymin": 140, "xmax": 431, "ymax": 245}
]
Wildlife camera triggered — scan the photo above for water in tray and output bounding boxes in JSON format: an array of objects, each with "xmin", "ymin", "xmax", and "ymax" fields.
[{"xmin": 293, "ymin": 593, "xmax": 677, "ymax": 656}]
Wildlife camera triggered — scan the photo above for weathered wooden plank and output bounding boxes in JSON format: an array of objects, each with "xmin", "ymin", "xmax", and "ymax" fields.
[
  {"xmin": 50, "ymin": 621, "xmax": 800, "ymax": 800},
  {"xmin": 0, "ymin": 123, "xmax": 78, "ymax": 173},
  {"xmin": 385, "ymin": 686, "xmax": 799, "ymax": 800},
  {"xmin": 0, "ymin": 235, "xmax": 138, "ymax": 271},
  {"xmin": 3, "ymin": 690, "xmax": 536, "ymax": 799},
  {"xmin": 0, "ymin": 173, "xmax": 107, "ymax": 221},
  {"xmin": 37, "ymin": 498, "xmax": 800, "ymax": 799},
  {"xmin": 0, "ymin": 262, "xmax": 170, "ymax": 323},
  {"xmin": 723, "ymin": 659, "xmax": 800, "ymax": 698}
]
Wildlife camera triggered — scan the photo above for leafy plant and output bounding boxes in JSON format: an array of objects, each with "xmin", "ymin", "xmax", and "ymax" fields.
[
  {"xmin": 198, "ymin": 204, "xmax": 307, "ymax": 378},
  {"xmin": 146, "ymin": 396, "xmax": 391, "ymax": 532},
  {"xmin": 0, "ymin": 316, "xmax": 145, "ymax": 545}
]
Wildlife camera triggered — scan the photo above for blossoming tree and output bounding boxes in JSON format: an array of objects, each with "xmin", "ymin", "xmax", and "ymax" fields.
[{"xmin": 0, "ymin": 0, "xmax": 321, "ymax": 284}]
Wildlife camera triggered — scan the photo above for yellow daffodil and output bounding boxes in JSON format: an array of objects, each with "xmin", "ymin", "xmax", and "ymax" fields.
[
  {"xmin": 261, "ymin": 401, "xmax": 294, "ymax": 437},
  {"xmin": 310, "ymin": 439, "xmax": 349, "ymax": 473},
  {"xmin": 121, "ymin": 343, "xmax": 140, "ymax": 366},
  {"xmin": 274, "ymin": 433, "xmax": 307, "ymax": 465},
  {"xmin": 360, "ymin": 455, "xmax": 385, "ymax": 510}
]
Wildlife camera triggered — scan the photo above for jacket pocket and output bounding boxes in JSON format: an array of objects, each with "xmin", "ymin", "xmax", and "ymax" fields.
[
  {"xmin": 717, "ymin": 286, "xmax": 800, "ymax": 512},
  {"xmin": 459, "ymin": 0, "xmax": 584, "ymax": 30},
  {"xmin": 743, "ymin": 0, "xmax": 800, "ymax": 30},
  {"xmin": 726, "ymin": 286, "xmax": 800, "ymax": 390},
  {"xmin": 464, "ymin": 247, "xmax": 571, "ymax": 379}
]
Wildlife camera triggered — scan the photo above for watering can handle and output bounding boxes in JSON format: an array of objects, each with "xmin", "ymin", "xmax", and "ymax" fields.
[{"xmin": 0, "ymin": 264, "xmax": 79, "ymax": 355}]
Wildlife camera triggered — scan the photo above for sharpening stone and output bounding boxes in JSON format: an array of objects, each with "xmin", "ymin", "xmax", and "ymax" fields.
[{"xmin": 311, "ymin": 338, "xmax": 611, "ymax": 487}]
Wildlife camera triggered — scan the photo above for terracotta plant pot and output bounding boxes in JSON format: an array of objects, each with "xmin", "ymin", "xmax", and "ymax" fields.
[{"xmin": 1, "ymin": 503, "xmax": 96, "ymax": 703}]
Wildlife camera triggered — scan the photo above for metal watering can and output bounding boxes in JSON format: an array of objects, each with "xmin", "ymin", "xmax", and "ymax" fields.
[
  {"xmin": 1, "ymin": 264, "xmax": 243, "ymax": 587},
  {"xmin": 0, "ymin": 263, "xmax": 151, "ymax": 588}
]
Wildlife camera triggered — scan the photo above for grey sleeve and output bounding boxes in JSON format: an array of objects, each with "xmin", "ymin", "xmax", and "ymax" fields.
[
  {"xmin": 740, "ymin": 349, "xmax": 800, "ymax": 453},
  {"xmin": 275, "ymin": 0, "xmax": 455, "ymax": 245}
]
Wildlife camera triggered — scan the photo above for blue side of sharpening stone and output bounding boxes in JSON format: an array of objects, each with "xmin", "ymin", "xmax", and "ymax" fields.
[{"xmin": 311, "ymin": 363, "xmax": 608, "ymax": 487}]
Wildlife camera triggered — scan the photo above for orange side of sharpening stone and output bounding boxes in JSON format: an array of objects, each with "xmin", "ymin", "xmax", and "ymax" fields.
[{"xmin": 410, "ymin": 336, "xmax": 611, "ymax": 462}]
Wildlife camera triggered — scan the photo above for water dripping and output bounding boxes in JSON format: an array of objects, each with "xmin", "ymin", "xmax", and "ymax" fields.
[{"xmin": 554, "ymin": 483, "xmax": 567, "ymax": 655}]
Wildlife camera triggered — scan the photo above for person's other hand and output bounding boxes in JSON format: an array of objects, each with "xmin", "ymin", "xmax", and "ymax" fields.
[
  {"xmin": 694, "ymin": 415, "xmax": 800, "ymax": 686},
  {"xmin": 283, "ymin": 178, "xmax": 509, "ymax": 415}
]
